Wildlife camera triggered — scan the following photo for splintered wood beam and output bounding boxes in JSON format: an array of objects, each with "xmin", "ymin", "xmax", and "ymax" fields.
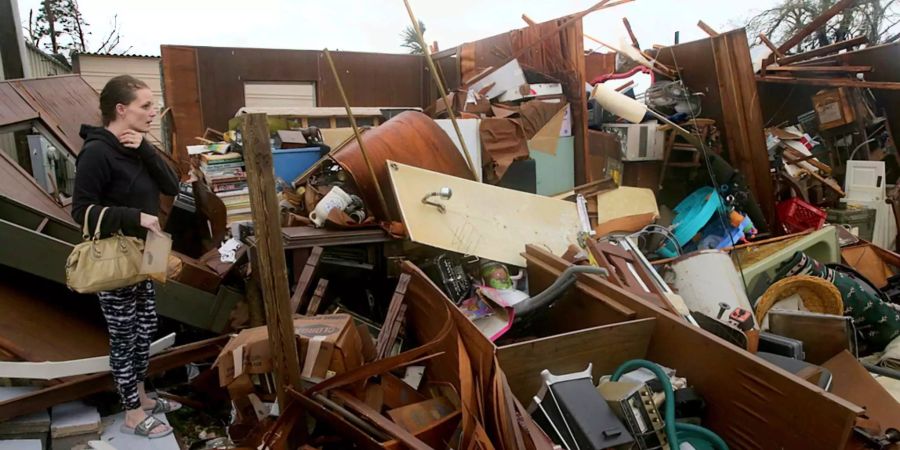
[
  {"xmin": 697, "ymin": 20, "xmax": 719, "ymax": 37},
  {"xmin": 375, "ymin": 274, "xmax": 411, "ymax": 360},
  {"xmin": 759, "ymin": 33, "xmax": 783, "ymax": 58},
  {"xmin": 521, "ymin": 14, "xmax": 536, "ymax": 26},
  {"xmin": 242, "ymin": 112, "xmax": 302, "ymax": 409},
  {"xmin": 305, "ymin": 278, "xmax": 329, "ymax": 316},
  {"xmin": 777, "ymin": 35, "xmax": 868, "ymax": 66},
  {"xmin": 757, "ymin": 76, "xmax": 900, "ymax": 91},
  {"xmin": 768, "ymin": 65, "xmax": 872, "ymax": 73},
  {"xmin": 782, "ymin": 152, "xmax": 845, "ymax": 196},
  {"xmin": 469, "ymin": 0, "xmax": 634, "ymax": 87},
  {"xmin": 290, "ymin": 246, "xmax": 323, "ymax": 313},
  {"xmin": 767, "ymin": 0, "xmax": 857, "ymax": 67},
  {"xmin": 622, "ymin": 17, "xmax": 641, "ymax": 49},
  {"xmin": 615, "ymin": 80, "xmax": 635, "ymax": 92},
  {"xmin": 400, "ymin": 2, "xmax": 477, "ymax": 180}
]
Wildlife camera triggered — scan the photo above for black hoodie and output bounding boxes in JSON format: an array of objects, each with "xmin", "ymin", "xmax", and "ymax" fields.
[{"xmin": 72, "ymin": 125, "xmax": 180, "ymax": 239}]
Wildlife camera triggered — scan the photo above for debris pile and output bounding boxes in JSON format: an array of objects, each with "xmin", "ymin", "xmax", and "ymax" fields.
[{"xmin": 0, "ymin": 1, "xmax": 899, "ymax": 449}]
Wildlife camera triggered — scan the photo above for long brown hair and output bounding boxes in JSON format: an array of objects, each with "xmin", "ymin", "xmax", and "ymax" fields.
[{"xmin": 99, "ymin": 75, "xmax": 150, "ymax": 126}]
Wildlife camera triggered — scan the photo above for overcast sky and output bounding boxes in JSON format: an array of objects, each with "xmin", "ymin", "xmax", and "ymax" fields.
[{"xmin": 16, "ymin": 0, "xmax": 779, "ymax": 56}]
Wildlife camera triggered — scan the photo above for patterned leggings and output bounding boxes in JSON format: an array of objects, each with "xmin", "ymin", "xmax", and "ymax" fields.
[{"xmin": 97, "ymin": 280, "xmax": 158, "ymax": 410}]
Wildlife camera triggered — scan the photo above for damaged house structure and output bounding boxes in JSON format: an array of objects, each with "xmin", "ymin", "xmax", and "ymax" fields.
[{"xmin": 0, "ymin": 0, "xmax": 899, "ymax": 449}]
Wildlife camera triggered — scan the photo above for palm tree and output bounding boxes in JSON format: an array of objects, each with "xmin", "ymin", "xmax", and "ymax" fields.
[{"xmin": 400, "ymin": 20, "xmax": 426, "ymax": 55}]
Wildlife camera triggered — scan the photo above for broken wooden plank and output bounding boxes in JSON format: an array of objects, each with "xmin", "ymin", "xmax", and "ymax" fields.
[
  {"xmin": 759, "ymin": 33, "xmax": 783, "ymax": 58},
  {"xmin": 697, "ymin": 20, "xmax": 719, "ymax": 37},
  {"xmin": 622, "ymin": 17, "xmax": 640, "ymax": 49},
  {"xmin": 777, "ymin": 35, "xmax": 868, "ymax": 66},
  {"xmin": 376, "ymin": 274, "xmax": 411, "ymax": 360},
  {"xmin": 243, "ymin": 113, "xmax": 303, "ymax": 410},
  {"xmin": 783, "ymin": 154, "xmax": 846, "ymax": 196},
  {"xmin": 757, "ymin": 75, "xmax": 900, "ymax": 91},
  {"xmin": 305, "ymin": 279, "xmax": 329, "ymax": 316},
  {"xmin": 775, "ymin": 0, "xmax": 857, "ymax": 55},
  {"xmin": 768, "ymin": 65, "xmax": 872, "ymax": 73},
  {"xmin": 0, "ymin": 333, "xmax": 175, "ymax": 380},
  {"xmin": 467, "ymin": 0, "xmax": 634, "ymax": 87},
  {"xmin": 0, "ymin": 336, "xmax": 228, "ymax": 422},
  {"xmin": 290, "ymin": 246, "xmax": 324, "ymax": 313},
  {"xmin": 784, "ymin": 147, "xmax": 832, "ymax": 175},
  {"xmin": 331, "ymin": 390, "xmax": 432, "ymax": 449}
]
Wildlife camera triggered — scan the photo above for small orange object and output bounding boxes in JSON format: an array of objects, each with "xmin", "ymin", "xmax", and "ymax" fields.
[{"xmin": 729, "ymin": 210, "xmax": 745, "ymax": 228}]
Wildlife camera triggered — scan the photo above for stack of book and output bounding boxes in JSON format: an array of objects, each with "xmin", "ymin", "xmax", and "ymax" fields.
[{"xmin": 200, "ymin": 152, "xmax": 251, "ymax": 223}]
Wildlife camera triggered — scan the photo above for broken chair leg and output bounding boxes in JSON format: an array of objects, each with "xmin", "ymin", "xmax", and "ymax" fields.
[
  {"xmin": 290, "ymin": 246, "xmax": 323, "ymax": 313},
  {"xmin": 305, "ymin": 279, "xmax": 329, "ymax": 316},
  {"xmin": 375, "ymin": 274, "xmax": 411, "ymax": 360}
]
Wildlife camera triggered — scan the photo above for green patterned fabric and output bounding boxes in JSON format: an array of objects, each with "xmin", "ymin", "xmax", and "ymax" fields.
[{"xmin": 773, "ymin": 251, "xmax": 900, "ymax": 352}]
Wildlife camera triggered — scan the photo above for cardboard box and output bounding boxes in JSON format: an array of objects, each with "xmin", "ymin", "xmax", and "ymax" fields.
[
  {"xmin": 813, "ymin": 88, "xmax": 854, "ymax": 130},
  {"xmin": 601, "ymin": 123, "xmax": 665, "ymax": 161},
  {"xmin": 215, "ymin": 314, "xmax": 363, "ymax": 386},
  {"xmin": 296, "ymin": 314, "xmax": 364, "ymax": 379}
]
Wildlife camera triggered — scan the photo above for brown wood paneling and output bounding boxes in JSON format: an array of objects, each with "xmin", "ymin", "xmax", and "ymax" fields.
[
  {"xmin": 585, "ymin": 51, "xmax": 616, "ymax": 81},
  {"xmin": 161, "ymin": 45, "xmax": 204, "ymax": 177},
  {"xmin": 318, "ymin": 51, "xmax": 425, "ymax": 109},
  {"xmin": 523, "ymin": 245, "xmax": 861, "ymax": 450},
  {"xmin": 195, "ymin": 47, "xmax": 319, "ymax": 137},
  {"xmin": 497, "ymin": 318, "xmax": 655, "ymax": 404},
  {"xmin": 162, "ymin": 46, "xmax": 428, "ymax": 176},
  {"xmin": 195, "ymin": 47, "xmax": 426, "ymax": 132},
  {"xmin": 0, "ymin": 266, "xmax": 108, "ymax": 361},
  {"xmin": 657, "ymin": 30, "xmax": 776, "ymax": 230}
]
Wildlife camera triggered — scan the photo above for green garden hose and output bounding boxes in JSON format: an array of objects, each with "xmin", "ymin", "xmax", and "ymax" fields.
[{"xmin": 611, "ymin": 359, "xmax": 729, "ymax": 450}]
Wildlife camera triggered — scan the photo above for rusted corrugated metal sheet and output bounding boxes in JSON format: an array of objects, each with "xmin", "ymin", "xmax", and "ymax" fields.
[
  {"xmin": 0, "ymin": 75, "xmax": 102, "ymax": 224},
  {"xmin": 9, "ymin": 75, "xmax": 101, "ymax": 155},
  {"xmin": 0, "ymin": 82, "xmax": 39, "ymax": 126}
]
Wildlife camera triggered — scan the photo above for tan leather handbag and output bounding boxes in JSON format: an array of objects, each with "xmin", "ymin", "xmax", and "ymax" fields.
[{"xmin": 66, "ymin": 205, "xmax": 148, "ymax": 294}]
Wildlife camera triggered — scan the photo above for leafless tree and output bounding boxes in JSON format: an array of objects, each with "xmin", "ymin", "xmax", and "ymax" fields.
[
  {"xmin": 740, "ymin": 0, "xmax": 900, "ymax": 51},
  {"xmin": 24, "ymin": 0, "xmax": 129, "ymax": 61}
]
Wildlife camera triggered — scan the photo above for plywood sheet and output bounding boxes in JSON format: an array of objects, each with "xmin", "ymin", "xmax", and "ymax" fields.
[
  {"xmin": 596, "ymin": 186, "xmax": 659, "ymax": 223},
  {"xmin": 497, "ymin": 318, "xmax": 655, "ymax": 403},
  {"xmin": 0, "ymin": 267, "xmax": 108, "ymax": 362},
  {"xmin": 388, "ymin": 162, "xmax": 579, "ymax": 267}
]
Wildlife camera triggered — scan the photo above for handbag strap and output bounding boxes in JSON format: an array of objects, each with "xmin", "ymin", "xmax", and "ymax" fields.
[
  {"xmin": 92, "ymin": 207, "xmax": 111, "ymax": 240},
  {"xmin": 82, "ymin": 205, "xmax": 95, "ymax": 239}
]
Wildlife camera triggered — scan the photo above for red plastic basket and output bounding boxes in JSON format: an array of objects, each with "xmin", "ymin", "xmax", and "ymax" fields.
[{"xmin": 777, "ymin": 198, "xmax": 827, "ymax": 234}]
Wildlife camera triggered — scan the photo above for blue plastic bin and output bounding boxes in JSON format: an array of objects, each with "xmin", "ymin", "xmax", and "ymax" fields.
[{"xmin": 272, "ymin": 147, "xmax": 321, "ymax": 183}]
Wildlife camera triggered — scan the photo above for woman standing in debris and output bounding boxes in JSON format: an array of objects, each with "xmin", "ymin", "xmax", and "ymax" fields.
[{"xmin": 72, "ymin": 75, "xmax": 181, "ymax": 439}]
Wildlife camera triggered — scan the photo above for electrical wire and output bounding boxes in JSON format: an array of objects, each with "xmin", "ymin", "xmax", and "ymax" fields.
[{"xmin": 611, "ymin": 359, "xmax": 729, "ymax": 450}]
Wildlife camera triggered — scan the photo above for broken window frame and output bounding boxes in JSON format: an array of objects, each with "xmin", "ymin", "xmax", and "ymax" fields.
[{"xmin": 0, "ymin": 119, "xmax": 77, "ymax": 205}]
